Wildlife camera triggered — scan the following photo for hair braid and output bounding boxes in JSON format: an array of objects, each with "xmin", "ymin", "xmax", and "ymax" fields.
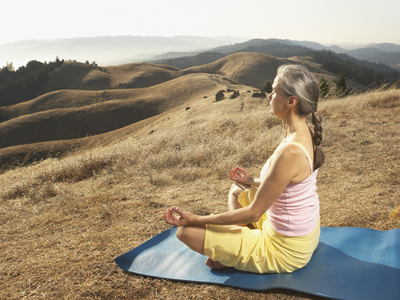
[
  {"xmin": 311, "ymin": 112, "xmax": 324, "ymax": 170},
  {"xmin": 311, "ymin": 112, "xmax": 323, "ymax": 146}
]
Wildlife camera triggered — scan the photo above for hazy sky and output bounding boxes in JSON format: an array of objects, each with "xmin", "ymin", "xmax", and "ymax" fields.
[{"xmin": 1, "ymin": 0, "xmax": 399, "ymax": 46}]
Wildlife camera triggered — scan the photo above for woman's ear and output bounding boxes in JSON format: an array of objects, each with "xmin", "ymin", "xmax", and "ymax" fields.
[{"xmin": 287, "ymin": 95, "xmax": 299, "ymax": 108}]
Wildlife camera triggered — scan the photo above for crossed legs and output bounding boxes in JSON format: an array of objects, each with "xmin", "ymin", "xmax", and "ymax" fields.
[{"xmin": 176, "ymin": 183, "xmax": 249, "ymax": 269}]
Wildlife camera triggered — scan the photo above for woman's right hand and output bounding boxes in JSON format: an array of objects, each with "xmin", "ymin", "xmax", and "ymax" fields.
[
  {"xmin": 227, "ymin": 166, "xmax": 253, "ymax": 185},
  {"xmin": 163, "ymin": 206, "xmax": 196, "ymax": 227}
]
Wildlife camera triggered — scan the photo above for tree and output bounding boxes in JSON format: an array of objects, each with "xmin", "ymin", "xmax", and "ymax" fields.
[
  {"xmin": 262, "ymin": 80, "xmax": 273, "ymax": 93},
  {"xmin": 5, "ymin": 62, "xmax": 15, "ymax": 72},
  {"xmin": 319, "ymin": 76, "xmax": 330, "ymax": 99},
  {"xmin": 335, "ymin": 73, "xmax": 351, "ymax": 97}
]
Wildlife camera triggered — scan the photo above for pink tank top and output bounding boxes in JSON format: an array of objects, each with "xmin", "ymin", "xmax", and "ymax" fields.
[{"xmin": 260, "ymin": 142, "xmax": 320, "ymax": 237}]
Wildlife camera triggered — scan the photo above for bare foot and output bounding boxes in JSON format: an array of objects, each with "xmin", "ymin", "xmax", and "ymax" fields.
[{"xmin": 205, "ymin": 257, "xmax": 228, "ymax": 269}]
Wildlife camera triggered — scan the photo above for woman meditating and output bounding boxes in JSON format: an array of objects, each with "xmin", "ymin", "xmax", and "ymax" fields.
[{"xmin": 164, "ymin": 64, "xmax": 324, "ymax": 273}]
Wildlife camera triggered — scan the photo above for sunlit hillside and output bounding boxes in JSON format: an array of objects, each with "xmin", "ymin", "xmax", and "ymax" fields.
[
  {"xmin": 0, "ymin": 73, "xmax": 231, "ymax": 149},
  {"xmin": 183, "ymin": 52, "xmax": 341, "ymax": 89},
  {"xmin": 1, "ymin": 52, "xmax": 341, "ymax": 167},
  {"xmin": 1, "ymin": 78, "xmax": 399, "ymax": 299}
]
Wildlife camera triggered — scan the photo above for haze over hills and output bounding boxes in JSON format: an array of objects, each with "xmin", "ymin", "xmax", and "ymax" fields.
[
  {"xmin": 2, "ymin": 35, "xmax": 400, "ymax": 71},
  {"xmin": 347, "ymin": 43, "xmax": 400, "ymax": 70},
  {"xmin": 0, "ymin": 36, "xmax": 248, "ymax": 68}
]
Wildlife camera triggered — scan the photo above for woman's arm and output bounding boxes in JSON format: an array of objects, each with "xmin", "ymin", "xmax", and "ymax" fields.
[
  {"xmin": 165, "ymin": 145, "xmax": 303, "ymax": 227},
  {"xmin": 164, "ymin": 205, "xmax": 258, "ymax": 227}
]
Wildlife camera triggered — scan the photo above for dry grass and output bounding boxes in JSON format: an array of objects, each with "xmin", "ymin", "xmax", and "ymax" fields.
[{"xmin": 1, "ymin": 87, "xmax": 400, "ymax": 299}]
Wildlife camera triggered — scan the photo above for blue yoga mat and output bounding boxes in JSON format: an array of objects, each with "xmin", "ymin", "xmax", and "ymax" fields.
[{"xmin": 115, "ymin": 227, "xmax": 400, "ymax": 300}]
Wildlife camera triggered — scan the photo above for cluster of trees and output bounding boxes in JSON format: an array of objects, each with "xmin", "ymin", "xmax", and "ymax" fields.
[
  {"xmin": 0, "ymin": 58, "xmax": 64, "ymax": 106},
  {"xmin": 0, "ymin": 58, "xmax": 100, "ymax": 107},
  {"xmin": 319, "ymin": 73, "xmax": 352, "ymax": 99},
  {"xmin": 85, "ymin": 60, "xmax": 97, "ymax": 66}
]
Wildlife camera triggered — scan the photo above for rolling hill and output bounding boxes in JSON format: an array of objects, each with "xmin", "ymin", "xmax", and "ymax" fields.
[
  {"xmin": 42, "ymin": 61, "xmax": 182, "ymax": 91},
  {"xmin": 0, "ymin": 60, "xmax": 183, "ymax": 107},
  {"xmin": 0, "ymin": 52, "xmax": 372, "ymax": 168},
  {"xmin": 0, "ymin": 73, "xmax": 230, "ymax": 150},
  {"xmin": 183, "ymin": 52, "xmax": 338, "ymax": 89}
]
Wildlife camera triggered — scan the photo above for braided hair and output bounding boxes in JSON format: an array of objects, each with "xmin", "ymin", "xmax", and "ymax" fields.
[{"xmin": 276, "ymin": 64, "xmax": 325, "ymax": 170}]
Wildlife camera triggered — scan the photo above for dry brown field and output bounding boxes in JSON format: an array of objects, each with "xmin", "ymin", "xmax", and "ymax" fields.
[{"xmin": 1, "ymin": 56, "xmax": 399, "ymax": 299}]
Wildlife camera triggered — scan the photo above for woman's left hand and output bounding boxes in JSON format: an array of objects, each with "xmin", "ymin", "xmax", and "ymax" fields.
[{"xmin": 163, "ymin": 206, "xmax": 196, "ymax": 227}]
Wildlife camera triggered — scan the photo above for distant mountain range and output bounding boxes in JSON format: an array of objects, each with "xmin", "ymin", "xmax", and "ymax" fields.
[
  {"xmin": 212, "ymin": 39, "xmax": 348, "ymax": 54},
  {"xmin": 1, "ymin": 36, "xmax": 400, "ymax": 71},
  {"xmin": 347, "ymin": 43, "xmax": 400, "ymax": 70},
  {"xmin": 150, "ymin": 39, "xmax": 400, "ymax": 72}
]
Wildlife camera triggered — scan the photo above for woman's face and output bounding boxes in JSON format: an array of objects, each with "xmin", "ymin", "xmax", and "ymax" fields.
[{"xmin": 268, "ymin": 76, "xmax": 288, "ymax": 117}]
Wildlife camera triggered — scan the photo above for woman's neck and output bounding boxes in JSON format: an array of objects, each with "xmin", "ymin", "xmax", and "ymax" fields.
[{"xmin": 281, "ymin": 112, "xmax": 308, "ymax": 141}]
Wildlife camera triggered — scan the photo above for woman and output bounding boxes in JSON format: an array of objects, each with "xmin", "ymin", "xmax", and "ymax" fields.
[{"xmin": 164, "ymin": 64, "xmax": 324, "ymax": 273}]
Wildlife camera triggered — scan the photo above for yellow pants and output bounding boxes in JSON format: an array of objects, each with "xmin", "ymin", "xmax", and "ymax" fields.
[{"xmin": 204, "ymin": 187, "xmax": 320, "ymax": 273}]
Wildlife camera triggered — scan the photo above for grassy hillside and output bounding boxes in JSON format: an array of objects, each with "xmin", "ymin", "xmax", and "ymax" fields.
[
  {"xmin": 0, "ymin": 73, "xmax": 233, "ymax": 149},
  {"xmin": 1, "ymin": 52, "xmax": 340, "ymax": 155},
  {"xmin": 1, "ymin": 85, "xmax": 399, "ymax": 299}
]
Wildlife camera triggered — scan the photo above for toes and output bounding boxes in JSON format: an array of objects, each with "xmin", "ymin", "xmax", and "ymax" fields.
[{"xmin": 205, "ymin": 257, "xmax": 213, "ymax": 266}]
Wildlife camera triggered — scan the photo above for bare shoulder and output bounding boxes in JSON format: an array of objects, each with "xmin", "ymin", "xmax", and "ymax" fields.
[
  {"xmin": 269, "ymin": 144, "xmax": 301, "ymax": 174},
  {"xmin": 272, "ymin": 142, "xmax": 313, "ymax": 183},
  {"xmin": 270, "ymin": 143, "xmax": 309, "ymax": 180},
  {"xmin": 273, "ymin": 142, "xmax": 305, "ymax": 162}
]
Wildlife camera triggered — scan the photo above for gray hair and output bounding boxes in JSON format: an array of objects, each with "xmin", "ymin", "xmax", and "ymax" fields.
[
  {"xmin": 276, "ymin": 64, "xmax": 325, "ymax": 170},
  {"xmin": 276, "ymin": 64, "xmax": 320, "ymax": 117}
]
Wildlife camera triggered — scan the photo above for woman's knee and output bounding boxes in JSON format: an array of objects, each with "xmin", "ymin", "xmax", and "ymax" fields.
[
  {"xmin": 176, "ymin": 226, "xmax": 194, "ymax": 243},
  {"xmin": 176, "ymin": 226, "xmax": 185, "ymax": 241},
  {"xmin": 176, "ymin": 225, "xmax": 206, "ymax": 255}
]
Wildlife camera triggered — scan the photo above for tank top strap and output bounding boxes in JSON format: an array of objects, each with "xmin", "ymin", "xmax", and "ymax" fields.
[{"xmin": 287, "ymin": 141, "xmax": 313, "ymax": 173}]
